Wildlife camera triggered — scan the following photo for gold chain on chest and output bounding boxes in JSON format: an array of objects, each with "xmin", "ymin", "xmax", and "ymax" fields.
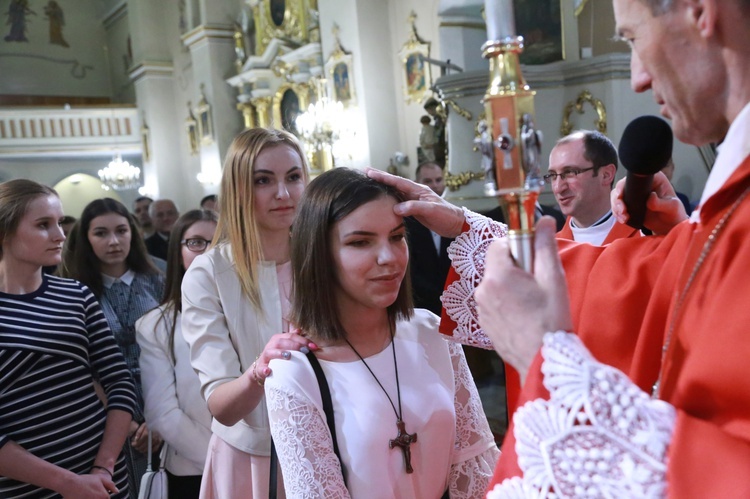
[{"xmin": 652, "ymin": 186, "xmax": 750, "ymax": 399}]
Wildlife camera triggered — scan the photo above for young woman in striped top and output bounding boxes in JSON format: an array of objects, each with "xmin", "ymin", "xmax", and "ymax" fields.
[{"xmin": 0, "ymin": 179, "xmax": 137, "ymax": 498}]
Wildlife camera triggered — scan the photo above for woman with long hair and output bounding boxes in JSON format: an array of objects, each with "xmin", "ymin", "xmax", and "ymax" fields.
[
  {"xmin": 181, "ymin": 128, "xmax": 316, "ymax": 498},
  {"xmin": 136, "ymin": 209, "xmax": 217, "ymax": 499},
  {"xmin": 265, "ymin": 168, "xmax": 499, "ymax": 497},
  {"xmin": 60, "ymin": 197, "xmax": 164, "ymax": 498},
  {"xmin": 0, "ymin": 180, "xmax": 136, "ymax": 498}
]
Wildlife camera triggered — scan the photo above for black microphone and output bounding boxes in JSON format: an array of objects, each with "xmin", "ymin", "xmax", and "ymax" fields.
[{"xmin": 618, "ymin": 115, "xmax": 673, "ymax": 229}]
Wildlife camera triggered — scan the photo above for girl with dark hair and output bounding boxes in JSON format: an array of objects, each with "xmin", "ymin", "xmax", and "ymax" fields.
[
  {"xmin": 60, "ymin": 197, "xmax": 164, "ymax": 498},
  {"xmin": 181, "ymin": 128, "xmax": 316, "ymax": 498},
  {"xmin": 0, "ymin": 180, "xmax": 136, "ymax": 498},
  {"xmin": 265, "ymin": 168, "xmax": 499, "ymax": 498},
  {"xmin": 136, "ymin": 209, "xmax": 217, "ymax": 499}
]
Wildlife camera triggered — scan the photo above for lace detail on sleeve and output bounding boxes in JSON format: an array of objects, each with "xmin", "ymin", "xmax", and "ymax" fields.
[
  {"xmin": 266, "ymin": 385, "xmax": 350, "ymax": 499},
  {"xmin": 442, "ymin": 208, "xmax": 507, "ymax": 350},
  {"xmin": 487, "ymin": 332, "xmax": 676, "ymax": 499},
  {"xmin": 447, "ymin": 341, "xmax": 500, "ymax": 498}
]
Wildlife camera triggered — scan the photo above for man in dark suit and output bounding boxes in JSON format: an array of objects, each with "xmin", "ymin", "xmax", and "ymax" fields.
[
  {"xmin": 144, "ymin": 199, "xmax": 179, "ymax": 260},
  {"xmin": 405, "ymin": 163, "xmax": 453, "ymax": 315}
]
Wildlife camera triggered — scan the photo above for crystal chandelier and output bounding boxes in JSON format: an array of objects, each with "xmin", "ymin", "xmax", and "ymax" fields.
[
  {"xmin": 98, "ymin": 153, "xmax": 141, "ymax": 190},
  {"xmin": 295, "ymin": 80, "xmax": 345, "ymax": 156}
]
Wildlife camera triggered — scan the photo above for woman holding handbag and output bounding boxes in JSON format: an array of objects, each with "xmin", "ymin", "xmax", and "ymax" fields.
[
  {"xmin": 265, "ymin": 168, "xmax": 499, "ymax": 498},
  {"xmin": 137, "ymin": 209, "xmax": 218, "ymax": 499},
  {"xmin": 181, "ymin": 128, "xmax": 317, "ymax": 498}
]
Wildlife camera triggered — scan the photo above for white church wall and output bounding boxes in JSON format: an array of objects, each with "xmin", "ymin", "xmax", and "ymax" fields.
[
  {"xmin": 102, "ymin": 3, "xmax": 136, "ymax": 104},
  {"xmin": 386, "ymin": 0, "xmax": 441, "ymax": 179}
]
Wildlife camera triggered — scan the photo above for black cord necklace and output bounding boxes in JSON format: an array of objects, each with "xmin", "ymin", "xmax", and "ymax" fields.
[{"xmin": 344, "ymin": 325, "xmax": 417, "ymax": 474}]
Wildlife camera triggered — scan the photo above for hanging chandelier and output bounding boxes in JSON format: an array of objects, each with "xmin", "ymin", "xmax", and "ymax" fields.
[
  {"xmin": 98, "ymin": 153, "xmax": 141, "ymax": 190},
  {"xmin": 295, "ymin": 80, "xmax": 345, "ymax": 154}
]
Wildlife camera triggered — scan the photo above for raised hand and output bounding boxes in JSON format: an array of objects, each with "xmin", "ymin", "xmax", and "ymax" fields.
[
  {"xmin": 611, "ymin": 172, "xmax": 688, "ymax": 235},
  {"xmin": 365, "ymin": 168, "xmax": 465, "ymax": 238}
]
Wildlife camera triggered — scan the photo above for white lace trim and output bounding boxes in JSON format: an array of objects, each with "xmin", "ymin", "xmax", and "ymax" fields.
[
  {"xmin": 487, "ymin": 332, "xmax": 676, "ymax": 499},
  {"xmin": 442, "ymin": 208, "xmax": 507, "ymax": 350},
  {"xmin": 447, "ymin": 341, "xmax": 501, "ymax": 498},
  {"xmin": 266, "ymin": 385, "xmax": 350, "ymax": 498}
]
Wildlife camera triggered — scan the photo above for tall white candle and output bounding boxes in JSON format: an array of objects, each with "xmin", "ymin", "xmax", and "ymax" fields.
[{"xmin": 484, "ymin": 0, "xmax": 517, "ymax": 40}]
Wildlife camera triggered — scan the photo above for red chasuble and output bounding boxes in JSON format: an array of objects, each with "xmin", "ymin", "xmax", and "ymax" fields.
[{"xmin": 491, "ymin": 153, "xmax": 750, "ymax": 497}]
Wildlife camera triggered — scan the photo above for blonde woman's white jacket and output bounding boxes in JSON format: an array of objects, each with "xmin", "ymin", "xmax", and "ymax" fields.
[
  {"xmin": 181, "ymin": 243, "xmax": 285, "ymax": 455},
  {"xmin": 136, "ymin": 308, "xmax": 212, "ymax": 475}
]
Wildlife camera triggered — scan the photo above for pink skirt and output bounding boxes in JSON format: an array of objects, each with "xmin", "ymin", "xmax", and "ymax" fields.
[{"xmin": 199, "ymin": 434, "xmax": 285, "ymax": 499}]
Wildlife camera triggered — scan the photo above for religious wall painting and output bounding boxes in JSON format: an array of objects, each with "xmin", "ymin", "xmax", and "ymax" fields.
[
  {"xmin": 195, "ymin": 89, "xmax": 213, "ymax": 146},
  {"xmin": 324, "ymin": 25, "xmax": 356, "ymax": 107},
  {"xmin": 270, "ymin": 0, "xmax": 285, "ymax": 27},
  {"xmin": 250, "ymin": 0, "xmax": 312, "ymax": 56},
  {"xmin": 273, "ymin": 84, "xmax": 309, "ymax": 136},
  {"xmin": 515, "ymin": 0, "xmax": 563, "ymax": 65},
  {"xmin": 398, "ymin": 12, "xmax": 431, "ymax": 104},
  {"xmin": 3, "ymin": 0, "xmax": 71, "ymax": 47},
  {"xmin": 43, "ymin": 1, "xmax": 68, "ymax": 47},
  {"xmin": 4, "ymin": 0, "xmax": 34, "ymax": 42},
  {"xmin": 333, "ymin": 63, "xmax": 351, "ymax": 102},
  {"xmin": 280, "ymin": 88, "xmax": 299, "ymax": 135}
]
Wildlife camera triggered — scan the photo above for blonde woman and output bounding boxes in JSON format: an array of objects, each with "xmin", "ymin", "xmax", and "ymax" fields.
[{"xmin": 181, "ymin": 128, "xmax": 316, "ymax": 498}]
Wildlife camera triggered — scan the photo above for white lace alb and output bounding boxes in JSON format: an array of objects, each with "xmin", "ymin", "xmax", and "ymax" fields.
[
  {"xmin": 441, "ymin": 208, "xmax": 507, "ymax": 350},
  {"xmin": 487, "ymin": 332, "xmax": 676, "ymax": 498}
]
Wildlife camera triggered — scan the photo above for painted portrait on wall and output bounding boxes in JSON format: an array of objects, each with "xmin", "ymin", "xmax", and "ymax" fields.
[
  {"xmin": 398, "ymin": 12, "xmax": 431, "ymax": 104},
  {"xmin": 324, "ymin": 25, "xmax": 357, "ymax": 108},
  {"xmin": 280, "ymin": 88, "xmax": 300, "ymax": 135},
  {"xmin": 516, "ymin": 0, "xmax": 563, "ymax": 64},
  {"xmin": 405, "ymin": 54, "xmax": 425, "ymax": 94},
  {"xmin": 333, "ymin": 62, "xmax": 351, "ymax": 103}
]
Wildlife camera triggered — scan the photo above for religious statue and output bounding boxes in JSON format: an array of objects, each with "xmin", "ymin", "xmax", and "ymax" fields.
[
  {"xmin": 419, "ymin": 115, "xmax": 437, "ymax": 163},
  {"xmin": 474, "ymin": 119, "xmax": 496, "ymax": 195},
  {"xmin": 233, "ymin": 22, "xmax": 247, "ymax": 72},
  {"xmin": 520, "ymin": 113, "xmax": 544, "ymax": 189}
]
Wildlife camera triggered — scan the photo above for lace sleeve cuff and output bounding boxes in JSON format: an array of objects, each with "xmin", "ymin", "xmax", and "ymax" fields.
[
  {"xmin": 488, "ymin": 331, "xmax": 676, "ymax": 498},
  {"xmin": 266, "ymin": 384, "xmax": 351, "ymax": 498},
  {"xmin": 441, "ymin": 208, "xmax": 507, "ymax": 350}
]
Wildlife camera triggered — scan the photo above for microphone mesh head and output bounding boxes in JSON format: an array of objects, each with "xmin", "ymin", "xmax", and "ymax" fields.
[{"xmin": 618, "ymin": 115, "xmax": 673, "ymax": 175}]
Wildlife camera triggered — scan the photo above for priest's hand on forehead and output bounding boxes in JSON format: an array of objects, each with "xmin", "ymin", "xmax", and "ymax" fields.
[{"xmin": 365, "ymin": 168, "xmax": 465, "ymax": 238}]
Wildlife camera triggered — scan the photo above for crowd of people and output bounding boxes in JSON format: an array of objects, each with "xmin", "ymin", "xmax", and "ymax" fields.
[{"xmin": 2, "ymin": 0, "xmax": 750, "ymax": 497}]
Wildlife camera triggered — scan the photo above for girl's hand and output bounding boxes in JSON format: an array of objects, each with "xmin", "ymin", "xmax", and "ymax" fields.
[{"xmin": 250, "ymin": 329, "xmax": 317, "ymax": 385}]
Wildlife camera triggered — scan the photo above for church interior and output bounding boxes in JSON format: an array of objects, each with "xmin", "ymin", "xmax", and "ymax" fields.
[
  {"xmin": 0, "ymin": 0, "xmax": 712, "ymax": 216},
  {"xmin": 0, "ymin": 0, "xmax": 719, "ymax": 443}
]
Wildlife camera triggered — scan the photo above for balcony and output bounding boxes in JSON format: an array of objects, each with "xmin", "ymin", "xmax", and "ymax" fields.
[{"xmin": 0, "ymin": 106, "xmax": 141, "ymax": 158}]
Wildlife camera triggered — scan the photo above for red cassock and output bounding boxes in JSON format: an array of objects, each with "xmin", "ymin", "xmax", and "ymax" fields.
[{"xmin": 488, "ymin": 153, "xmax": 750, "ymax": 497}]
